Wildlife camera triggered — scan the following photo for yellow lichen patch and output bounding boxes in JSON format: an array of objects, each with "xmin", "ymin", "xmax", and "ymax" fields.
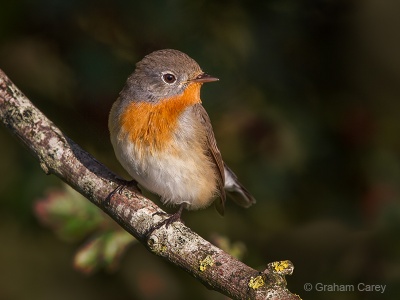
[
  {"xmin": 270, "ymin": 260, "xmax": 294, "ymax": 275},
  {"xmin": 248, "ymin": 275, "xmax": 265, "ymax": 289},
  {"xmin": 158, "ymin": 244, "xmax": 168, "ymax": 253},
  {"xmin": 199, "ymin": 255, "xmax": 214, "ymax": 272}
]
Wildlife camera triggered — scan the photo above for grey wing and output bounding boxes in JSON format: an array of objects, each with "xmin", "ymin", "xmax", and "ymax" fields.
[
  {"xmin": 224, "ymin": 163, "xmax": 256, "ymax": 208},
  {"xmin": 192, "ymin": 104, "xmax": 226, "ymax": 215}
]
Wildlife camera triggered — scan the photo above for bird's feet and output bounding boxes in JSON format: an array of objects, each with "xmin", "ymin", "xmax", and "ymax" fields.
[
  {"xmin": 105, "ymin": 179, "xmax": 141, "ymax": 205},
  {"xmin": 145, "ymin": 203, "xmax": 186, "ymax": 238}
]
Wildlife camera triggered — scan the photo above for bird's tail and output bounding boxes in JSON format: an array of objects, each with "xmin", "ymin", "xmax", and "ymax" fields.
[{"xmin": 223, "ymin": 163, "xmax": 256, "ymax": 208}]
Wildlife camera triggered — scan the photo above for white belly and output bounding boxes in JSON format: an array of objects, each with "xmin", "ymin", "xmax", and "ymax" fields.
[{"xmin": 110, "ymin": 108, "xmax": 218, "ymax": 210}]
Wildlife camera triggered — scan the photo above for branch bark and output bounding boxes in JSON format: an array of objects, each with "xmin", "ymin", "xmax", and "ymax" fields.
[{"xmin": 0, "ymin": 69, "xmax": 300, "ymax": 300}]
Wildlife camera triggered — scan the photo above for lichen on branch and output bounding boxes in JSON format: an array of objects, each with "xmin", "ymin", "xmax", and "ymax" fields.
[{"xmin": 0, "ymin": 69, "xmax": 300, "ymax": 300}]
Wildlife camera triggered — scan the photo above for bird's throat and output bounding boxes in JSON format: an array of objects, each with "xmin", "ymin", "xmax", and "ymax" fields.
[{"xmin": 120, "ymin": 83, "xmax": 202, "ymax": 153}]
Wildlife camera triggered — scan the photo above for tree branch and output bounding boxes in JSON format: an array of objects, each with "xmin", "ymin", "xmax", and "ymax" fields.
[{"xmin": 0, "ymin": 69, "xmax": 300, "ymax": 300}]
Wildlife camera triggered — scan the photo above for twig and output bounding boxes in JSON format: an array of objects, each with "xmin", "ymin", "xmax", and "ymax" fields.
[{"xmin": 0, "ymin": 69, "xmax": 300, "ymax": 300}]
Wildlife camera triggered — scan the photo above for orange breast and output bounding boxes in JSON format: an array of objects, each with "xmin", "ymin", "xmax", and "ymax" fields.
[{"xmin": 120, "ymin": 82, "xmax": 202, "ymax": 153}]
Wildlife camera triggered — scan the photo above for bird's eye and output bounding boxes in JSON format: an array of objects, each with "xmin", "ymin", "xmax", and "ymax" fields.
[{"xmin": 162, "ymin": 73, "xmax": 177, "ymax": 84}]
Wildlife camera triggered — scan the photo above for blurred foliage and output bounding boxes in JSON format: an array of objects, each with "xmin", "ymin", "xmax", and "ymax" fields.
[
  {"xmin": 34, "ymin": 185, "xmax": 136, "ymax": 274},
  {"xmin": 1, "ymin": 0, "xmax": 400, "ymax": 299},
  {"xmin": 35, "ymin": 185, "xmax": 106, "ymax": 242}
]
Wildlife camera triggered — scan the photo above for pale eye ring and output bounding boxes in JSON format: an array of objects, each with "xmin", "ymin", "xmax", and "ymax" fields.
[{"xmin": 162, "ymin": 73, "xmax": 177, "ymax": 84}]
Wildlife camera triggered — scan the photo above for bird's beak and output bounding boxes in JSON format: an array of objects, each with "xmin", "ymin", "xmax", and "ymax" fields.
[{"xmin": 191, "ymin": 72, "xmax": 219, "ymax": 83}]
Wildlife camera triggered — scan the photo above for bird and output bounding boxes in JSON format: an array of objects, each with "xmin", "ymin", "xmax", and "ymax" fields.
[{"xmin": 108, "ymin": 49, "xmax": 255, "ymax": 226}]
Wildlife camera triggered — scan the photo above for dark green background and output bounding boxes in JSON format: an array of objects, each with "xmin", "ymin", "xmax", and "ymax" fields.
[{"xmin": 1, "ymin": 1, "xmax": 400, "ymax": 299}]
